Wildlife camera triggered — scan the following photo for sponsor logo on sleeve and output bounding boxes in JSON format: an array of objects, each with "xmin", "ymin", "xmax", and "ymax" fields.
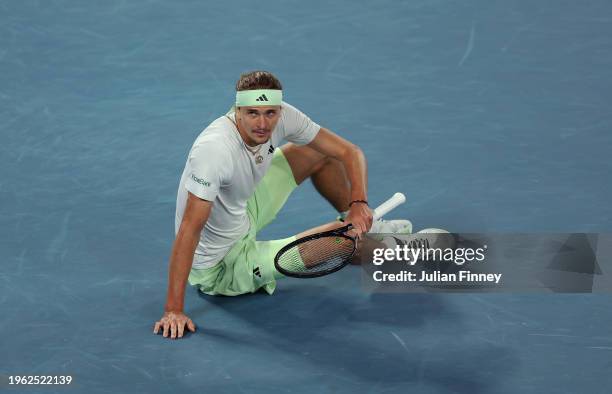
[{"xmin": 190, "ymin": 174, "xmax": 211, "ymax": 187}]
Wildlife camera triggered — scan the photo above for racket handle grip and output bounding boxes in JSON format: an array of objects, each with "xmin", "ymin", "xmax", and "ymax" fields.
[{"xmin": 373, "ymin": 192, "xmax": 406, "ymax": 220}]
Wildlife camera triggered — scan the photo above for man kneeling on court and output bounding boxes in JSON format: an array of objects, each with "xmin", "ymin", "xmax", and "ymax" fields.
[{"xmin": 153, "ymin": 71, "xmax": 412, "ymax": 339}]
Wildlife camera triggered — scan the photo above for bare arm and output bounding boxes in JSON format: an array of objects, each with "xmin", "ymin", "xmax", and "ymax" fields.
[
  {"xmin": 307, "ymin": 127, "xmax": 372, "ymax": 235},
  {"xmin": 154, "ymin": 191, "xmax": 212, "ymax": 339},
  {"xmin": 307, "ymin": 127, "xmax": 367, "ymax": 202}
]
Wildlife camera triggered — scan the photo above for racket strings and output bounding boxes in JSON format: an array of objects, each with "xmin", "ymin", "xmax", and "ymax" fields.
[{"xmin": 276, "ymin": 235, "xmax": 355, "ymax": 275}]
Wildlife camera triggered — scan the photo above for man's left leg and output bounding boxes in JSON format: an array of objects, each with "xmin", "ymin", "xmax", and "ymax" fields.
[{"xmin": 253, "ymin": 144, "xmax": 448, "ymax": 291}]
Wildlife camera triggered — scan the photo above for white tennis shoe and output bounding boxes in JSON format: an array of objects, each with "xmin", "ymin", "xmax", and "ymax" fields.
[
  {"xmin": 336, "ymin": 211, "xmax": 412, "ymax": 237},
  {"xmin": 381, "ymin": 228, "xmax": 455, "ymax": 253},
  {"xmin": 368, "ymin": 218, "xmax": 413, "ymax": 236}
]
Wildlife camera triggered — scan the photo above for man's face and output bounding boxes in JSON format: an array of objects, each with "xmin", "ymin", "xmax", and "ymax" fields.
[{"xmin": 236, "ymin": 106, "xmax": 281, "ymax": 146}]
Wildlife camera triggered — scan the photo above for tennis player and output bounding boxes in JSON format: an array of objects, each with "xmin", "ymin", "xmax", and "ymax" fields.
[{"xmin": 153, "ymin": 71, "xmax": 412, "ymax": 339}]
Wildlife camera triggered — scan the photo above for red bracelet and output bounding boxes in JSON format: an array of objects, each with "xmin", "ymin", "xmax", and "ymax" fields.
[{"xmin": 349, "ymin": 200, "xmax": 369, "ymax": 207}]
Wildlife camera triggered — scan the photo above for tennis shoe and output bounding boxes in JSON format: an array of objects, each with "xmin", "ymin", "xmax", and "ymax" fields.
[
  {"xmin": 368, "ymin": 218, "xmax": 413, "ymax": 237},
  {"xmin": 381, "ymin": 228, "xmax": 455, "ymax": 257},
  {"xmin": 336, "ymin": 212, "xmax": 412, "ymax": 238}
]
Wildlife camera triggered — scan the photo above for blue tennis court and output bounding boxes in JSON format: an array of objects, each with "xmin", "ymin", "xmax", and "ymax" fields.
[{"xmin": 2, "ymin": 1, "xmax": 611, "ymax": 392}]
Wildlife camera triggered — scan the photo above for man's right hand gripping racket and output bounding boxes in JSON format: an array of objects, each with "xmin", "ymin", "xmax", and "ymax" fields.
[{"xmin": 274, "ymin": 192, "xmax": 406, "ymax": 278}]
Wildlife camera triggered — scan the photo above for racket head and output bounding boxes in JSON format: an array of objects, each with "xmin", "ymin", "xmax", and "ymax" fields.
[{"xmin": 274, "ymin": 225, "xmax": 356, "ymax": 278}]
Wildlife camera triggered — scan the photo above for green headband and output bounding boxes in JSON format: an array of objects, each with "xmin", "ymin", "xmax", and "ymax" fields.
[{"xmin": 235, "ymin": 89, "xmax": 282, "ymax": 107}]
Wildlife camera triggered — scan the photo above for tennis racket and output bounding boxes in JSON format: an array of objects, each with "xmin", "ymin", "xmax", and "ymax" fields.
[{"xmin": 274, "ymin": 192, "xmax": 406, "ymax": 278}]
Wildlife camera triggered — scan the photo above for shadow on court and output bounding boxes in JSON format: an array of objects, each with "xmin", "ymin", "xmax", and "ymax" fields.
[{"xmin": 195, "ymin": 271, "xmax": 518, "ymax": 393}]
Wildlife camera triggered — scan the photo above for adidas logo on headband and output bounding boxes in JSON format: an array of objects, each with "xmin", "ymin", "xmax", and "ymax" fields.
[{"xmin": 236, "ymin": 90, "xmax": 282, "ymax": 106}]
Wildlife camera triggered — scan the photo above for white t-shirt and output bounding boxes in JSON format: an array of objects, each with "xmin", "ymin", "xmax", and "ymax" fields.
[{"xmin": 175, "ymin": 101, "xmax": 321, "ymax": 269}]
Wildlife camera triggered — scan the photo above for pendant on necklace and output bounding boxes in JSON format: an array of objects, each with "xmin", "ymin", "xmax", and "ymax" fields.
[{"xmin": 255, "ymin": 155, "xmax": 263, "ymax": 164}]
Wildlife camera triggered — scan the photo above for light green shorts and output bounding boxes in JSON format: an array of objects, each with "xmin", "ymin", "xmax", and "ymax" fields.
[{"xmin": 188, "ymin": 148, "xmax": 297, "ymax": 296}]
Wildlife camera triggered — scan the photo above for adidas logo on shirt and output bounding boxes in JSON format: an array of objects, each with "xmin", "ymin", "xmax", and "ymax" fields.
[
  {"xmin": 253, "ymin": 267, "xmax": 262, "ymax": 278},
  {"xmin": 268, "ymin": 144, "xmax": 274, "ymax": 154},
  {"xmin": 255, "ymin": 94, "xmax": 268, "ymax": 102}
]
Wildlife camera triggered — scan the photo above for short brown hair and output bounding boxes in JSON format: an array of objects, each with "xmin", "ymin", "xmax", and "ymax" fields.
[{"xmin": 235, "ymin": 71, "xmax": 282, "ymax": 91}]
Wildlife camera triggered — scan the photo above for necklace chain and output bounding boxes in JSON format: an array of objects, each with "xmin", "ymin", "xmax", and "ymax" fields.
[{"xmin": 226, "ymin": 115, "xmax": 263, "ymax": 156}]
